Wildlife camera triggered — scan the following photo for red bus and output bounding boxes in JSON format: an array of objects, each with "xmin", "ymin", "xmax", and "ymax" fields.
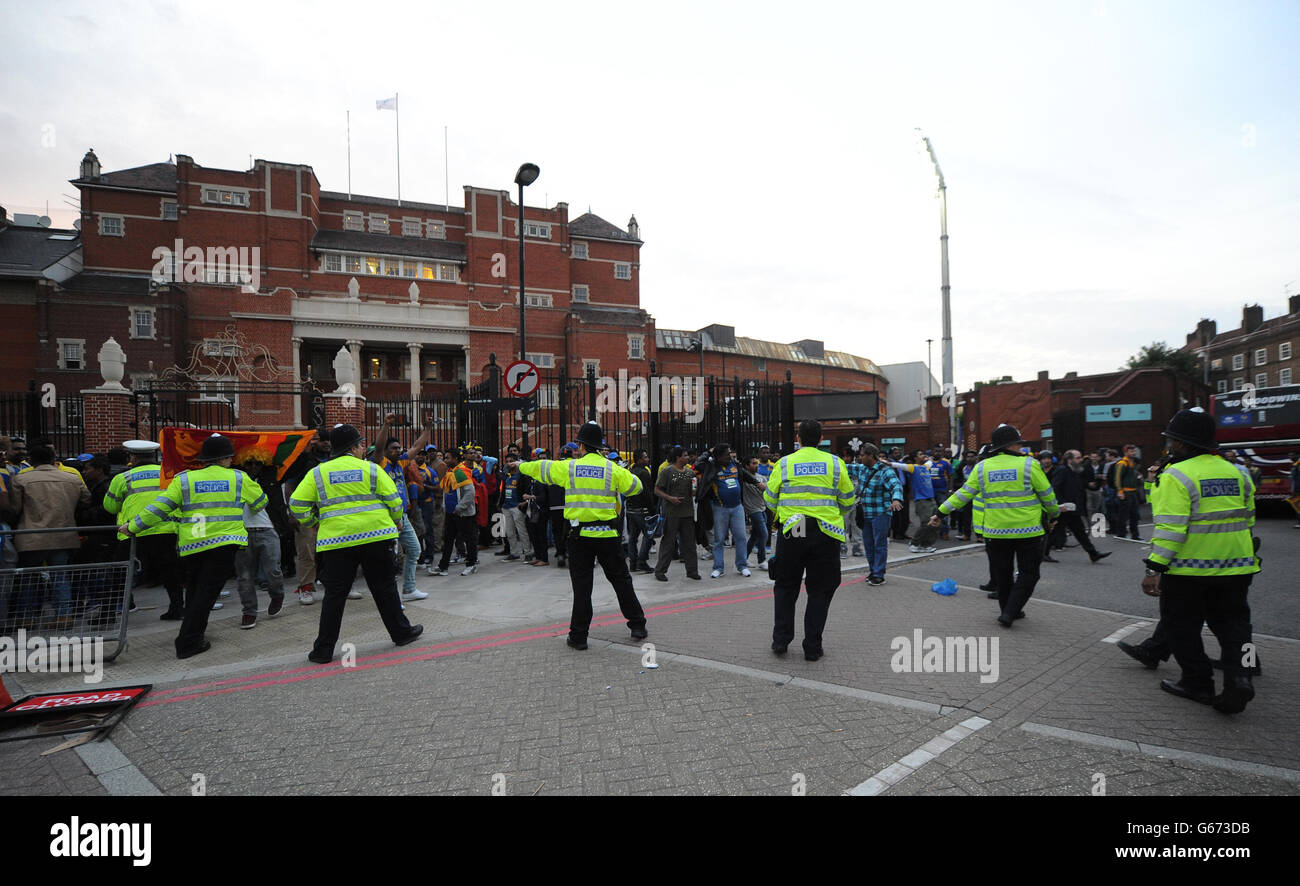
[{"xmin": 1210, "ymin": 384, "xmax": 1300, "ymax": 501}]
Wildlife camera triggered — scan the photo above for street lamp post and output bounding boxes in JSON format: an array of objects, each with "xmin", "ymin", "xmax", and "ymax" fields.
[
  {"xmin": 918, "ymin": 130, "xmax": 955, "ymax": 454},
  {"xmin": 515, "ymin": 162, "xmax": 539, "ymax": 451}
]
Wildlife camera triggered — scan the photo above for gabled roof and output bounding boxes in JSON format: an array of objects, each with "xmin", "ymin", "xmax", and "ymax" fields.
[
  {"xmin": 569, "ymin": 213, "xmax": 641, "ymax": 244},
  {"xmin": 310, "ymin": 229, "xmax": 467, "ymax": 263},
  {"xmin": 655, "ymin": 328, "xmax": 882, "ymax": 376},
  {"xmin": 72, "ymin": 161, "xmax": 178, "ymax": 193},
  {"xmin": 0, "ymin": 224, "xmax": 81, "ymax": 279}
]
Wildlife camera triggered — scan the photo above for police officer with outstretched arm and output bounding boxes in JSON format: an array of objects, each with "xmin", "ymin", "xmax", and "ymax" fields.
[
  {"xmin": 1139, "ymin": 408, "xmax": 1259, "ymax": 714},
  {"xmin": 119, "ymin": 433, "xmax": 267, "ymax": 659},
  {"xmin": 933, "ymin": 424, "xmax": 1059, "ymax": 627},
  {"xmin": 289, "ymin": 423, "xmax": 424, "ymax": 664},
  {"xmin": 518, "ymin": 420, "xmax": 647, "ymax": 650},
  {"xmin": 764, "ymin": 419, "xmax": 858, "ymax": 661}
]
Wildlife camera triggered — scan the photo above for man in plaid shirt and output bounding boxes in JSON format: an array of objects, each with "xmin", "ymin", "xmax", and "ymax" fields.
[{"xmin": 856, "ymin": 444, "xmax": 904, "ymax": 585}]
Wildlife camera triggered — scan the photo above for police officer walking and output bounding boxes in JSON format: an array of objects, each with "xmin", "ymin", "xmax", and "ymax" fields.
[
  {"xmin": 289, "ymin": 424, "xmax": 424, "ymax": 664},
  {"xmin": 933, "ymin": 424, "xmax": 1060, "ymax": 627},
  {"xmin": 518, "ymin": 420, "xmax": 647, "ymax": 650},
  {"xmin": 1141, "ymin": 408, "xmax": 1259, "ymax": 714},
  {"xmin": 120, "ymin": 433, "xmax": 268, "ymax": 659},
  {"xmin": 764, "ymin": 419, "xmax": 858, "ymax": 660},
  {"xmin": 103, "ymin": 440, "xmax": 185, "ymax": 619}
]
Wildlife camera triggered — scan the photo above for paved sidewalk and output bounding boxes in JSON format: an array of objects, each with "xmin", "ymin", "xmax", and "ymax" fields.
[{"xmin": 3, "ymin": 528, "xmax": 1297, "ymax": 796}]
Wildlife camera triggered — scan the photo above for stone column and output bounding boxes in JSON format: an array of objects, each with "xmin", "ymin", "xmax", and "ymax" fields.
[
  {"xmin": 291, "ymin": 336, "xmax": 304, "ymax": 427},
  {"xmin": 347, "ymin": 339, "xmax": 364, "ymax": 390},
  {"xmin": 407, "ymin": 342, "xmax": 421, "ymax": 411}
]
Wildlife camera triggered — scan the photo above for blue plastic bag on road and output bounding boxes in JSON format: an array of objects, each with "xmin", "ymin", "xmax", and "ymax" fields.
[{"xmin": 931, "ymin": 578, "xmax": 958, "ymax": 596}]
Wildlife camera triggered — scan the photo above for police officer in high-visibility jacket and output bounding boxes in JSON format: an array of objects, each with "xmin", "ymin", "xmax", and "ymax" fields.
[
  {"xmin": 289, "ymin": 423, "xmax": 424, "ymax": 664},
  {"xmin": 1140, "ymin": 408, "xmax": 1259, "ymax": 714},
  {"xmin": 763, "ymin": 419, "xmax": 858, "ymax": 661},
  {"xmin": 119, "ymin": 433, "xmax": 267, "ymax": 659},
  {"xmin": 934, "ymin": 424, "xmax": 1059, "ymax": 627},
  {"xmin": 517, "ymin": 420, "xmax": 646, "ymax": 650},
  {"xmin": 103, "ymin": 440, "xmax": 186, "ymax": 619}
]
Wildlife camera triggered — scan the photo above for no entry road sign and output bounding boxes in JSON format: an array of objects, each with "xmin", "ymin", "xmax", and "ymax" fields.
[{"xmin": 504, "ymin": 360, "xmax": 540, "ymax": 397}]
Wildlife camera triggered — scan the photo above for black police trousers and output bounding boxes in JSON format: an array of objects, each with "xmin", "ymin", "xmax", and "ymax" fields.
[
  {"xmin": 771, "ymin": 521, "xmax": 842, "ymax": 654},
  {"xmin": 312, "ymin": 540, "xmax": 415, "ymax": 659},
  {"xmin": 1159, "ymin": 573, "xmax": 1254, "ymax": 691},
  {"xmin": 175, "ymin": 543, "xmax": 238, "ymax": 656},
  {"xmin": 984, "ymin": 536, "xmax": 1042, "ymax": 620},
  {"xmin": 566, "ymin": 528, "xmax": 646, "ymax": 641}
]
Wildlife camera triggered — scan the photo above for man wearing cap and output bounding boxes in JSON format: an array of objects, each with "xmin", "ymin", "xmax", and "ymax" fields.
[
  {"xmin": 289, "ymin": 423, "xmax": 424, "ymax": 663},
  {"xmin": 932, "ymin": 424, "xmax": 1060, "ymax": 627},
  {"xmin": 518, "ymin": 420, "xmax": 647, "ymax": 649},
  {"xmin": 119, "ymin": 433, "xmax": 268, "ymax": 658},
  {"xmin": 104, "ymin": 440, "xmax": 186, "ymax": 619},
  {"xmin": 1135, "ymin": 409, "xmax": 1259, "ymax": 714}
]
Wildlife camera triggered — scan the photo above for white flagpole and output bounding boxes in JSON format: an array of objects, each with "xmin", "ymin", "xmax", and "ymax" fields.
[
  {"xmin": 395, "ymin": 93, "xmax": 401, "ymax": 206},
  {"xmin": 444, "ymin": 125, "xmax": 449, "ymax": 208},
  {"xmin": 346, "ymin": 110, "xmax": 352, "ymax": 200}
]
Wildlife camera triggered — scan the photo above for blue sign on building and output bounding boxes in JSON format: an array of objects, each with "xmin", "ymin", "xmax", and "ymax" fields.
[{"xmin": 1085, "ymin": 403, "xmax": 1152, "ymax": 423}]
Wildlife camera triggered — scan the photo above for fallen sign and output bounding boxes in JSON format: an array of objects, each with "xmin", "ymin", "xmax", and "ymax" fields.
[{"xmin": 0, "ymin": 684, "xmax": 152, "ymax": 744}]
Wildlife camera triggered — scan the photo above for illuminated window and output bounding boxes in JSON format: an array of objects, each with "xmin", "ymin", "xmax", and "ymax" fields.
[
  {"xmin": 345, "ymin": 255, "xmax": 361, "ymax": 273},
  {"xmin": 368, "ymin": 356, "xmax": 383, "ymax": 380},
  {"xmin": 421, "ymin": 264, "xmax": 434, "ymax": 280},
  {"xmin": 369, "ymin": 214, "xmax": 389, "ymax": 234},
  {"xmin": 383, "ymin": 259, "xmax": 400, "ymax": 276},
  {"xmin": 365, "ymin": 256, "xmax": 381, "ymax": 275},
  {"xmin": 426, "ymin": 220, "xmax": 446, "ymax": 239},
  {"xmin": 343, "ymin": 211, "xmax": 364, "ymax": 231},
  {"xmin": 437, "ymin": 263, "xmax": 457, "ymax": 282},
  {"xmin": 423, "ymin": 359, "xmax": 439, "ymax": 380}
]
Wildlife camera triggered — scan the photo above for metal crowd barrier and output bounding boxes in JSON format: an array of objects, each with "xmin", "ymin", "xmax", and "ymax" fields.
[{"xmin": 0, "ymin": 526, "xmax": 136, "ymax": 664}]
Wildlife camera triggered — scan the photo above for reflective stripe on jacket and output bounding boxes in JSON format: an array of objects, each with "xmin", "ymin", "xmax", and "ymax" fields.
[
  {"xmin": 939, "ymin": 452, "xmax": 1058, "ymax": 538},
  {"xmin": 104, "ymin": 463, "xmax": 177, "ymax": 540},
  {"xmin": 131, "ymin": 465, "xmax": 266, "ymax": 556},
  {"xmin": 518, "ymin": 453, "xmax": 642, "ymax": 538}
]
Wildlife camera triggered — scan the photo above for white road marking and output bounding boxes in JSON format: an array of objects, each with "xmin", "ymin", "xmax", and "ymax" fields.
[
  {"xmin": 1101, "ymin": 621, "xmax": 1151, "ymax": 644},
  {"xmin": 846, "ymin": 716, "xmax": 992, "ymax": 796}
]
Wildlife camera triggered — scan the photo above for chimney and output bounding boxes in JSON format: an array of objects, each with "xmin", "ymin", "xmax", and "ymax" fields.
[
  {"xmin": 79, "ymin": 148, "xmax": 100, "ymax": 180},
  {"xmin": 627, "ymin": 214, "xmax": 639, "ymax": 240},
  {"xmin": 1195, "ymin": 317, "xmax": 1217, "ymax": 346},
  {"xmin": 1242, "ymin": 304, "xmax": 1263, "ymax": 333},
  {"xmin": 0, "ymin": 206, "xmax": 6, "ymax": 224},
  {"xmin": 1290, "ymin": 294, "xmax": 1300, "ymax": 316},
  {"xmin": 1064, "ymin": 371, "xmax": 1078, "ymax": 380},
  {"xmin": 1037, "ymin": 370, "xmax": 1049, "ymax": 381}
]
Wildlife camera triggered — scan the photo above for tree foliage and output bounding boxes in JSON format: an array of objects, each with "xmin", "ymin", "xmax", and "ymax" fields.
[{"xmin": 1124, "ymin": 341, "xmax": 1201, "ymax": 377}]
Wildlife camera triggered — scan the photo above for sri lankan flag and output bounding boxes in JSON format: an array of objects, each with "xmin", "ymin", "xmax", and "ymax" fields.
[{"xmin": 159, "ymin": 428, "xmax": 314, "ymax": 483}]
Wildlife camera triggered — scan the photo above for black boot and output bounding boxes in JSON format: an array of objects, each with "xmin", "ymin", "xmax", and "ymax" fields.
[
  {"xmin": 1117, "ymin": 640, "xmax": 1160, "ymax": 669},
  {"xmin": 1159, "ymin": 679, "xmax": 1213, "ymax": 704},
  {"xmin": 1213, "ymin": 676, "xmax": 1255, "ymax": 714}
]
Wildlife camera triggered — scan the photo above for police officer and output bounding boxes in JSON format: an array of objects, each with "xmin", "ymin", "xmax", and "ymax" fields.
[
  {"xmin": 518, "ymin": 420, "xmax": 646, "ymax": 650},
  {"xmin": 933, "ymin": 424, "xmax": 1060, "ymax": 627},
  {"xmin": 103, "ymin": 440, "xmax": 186, "ymax": 619},
  {"xmin": 289, "ymin": 423, "xmax": 424, "ymax": 664},
  {"xmin": 1140, "ymin": 408, "xmax": 1259, "ymax": 714},
  {"xmin": 120, "ymin": 433, "xmax": 267, "ymax": 659},
  {"xmin": 764, "ymin": 419, "xmax": 858, "ymax": 661}
]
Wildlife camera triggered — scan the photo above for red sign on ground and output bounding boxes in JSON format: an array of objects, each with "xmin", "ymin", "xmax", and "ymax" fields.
[{"xmin": 0, "ymin": 686, "xmax": 151, "ymax": 716}]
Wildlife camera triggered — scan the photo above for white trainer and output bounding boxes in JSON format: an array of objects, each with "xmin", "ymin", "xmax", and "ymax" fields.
[
  {"xmin": 402, "ymin": 589, "xmax": 429, "ymax": 601},
  {"xmin": 711, "ymin": 569, "xmax": 722, "ymax": 578},
  {"xmin": 460, "ymin": 564, "xmax": 477, "ymax": 576},
  {"xmin": 347, "ymin": 588, "xmax": 363, "ymax": 600},
  {"xmin": 741, "ymin": 568, "xmax": 752, "ymax": 577}
]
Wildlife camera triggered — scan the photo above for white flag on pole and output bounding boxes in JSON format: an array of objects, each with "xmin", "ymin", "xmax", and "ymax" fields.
[{"xmin": 376, "ymin": 96, "xmax": 397, "ymax": 110}]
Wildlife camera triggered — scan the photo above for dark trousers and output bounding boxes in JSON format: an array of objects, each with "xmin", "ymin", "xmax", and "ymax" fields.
[
  {"xmin": 625, "ymin": 508, "xmax": 653, "ymax": 568},
  {"xmin": 312, "ymin": 540, "xmax": 413, "ymax": 659},
  {"xmin": 772, "ymin": 522, "xmax": 842, "ymax": 654},
  {"xmin": 566, "ymin": 529, "xmax": 646, "ymax": 641},
  {"xmin": 891, "ymin": 497, "xmax": 911, "ymax": 539},
  {"xmin": 1160, "ymin": 573, "xmax": 1253, "ymax": 690},
  {"xmin": 528, "ymin": 516, "xmax": 549, "ymax": 563},
  {"xmin": 548, "ymin": 512, "xmax": 568, "ymax": 561},
  {"xmin": 952, "ymin": 504, "xmax": 972, "ymax": 538},
  {"xmin": 126, "ymin": 533, "xmax": 184, "ymax": 612},
  {"xmin": 985, "ymin": 536, "xmax": 1042, "ymax": 620},
  {"xmin": 1116, "ymin": 495, "xmax": 1140, "ymax": 538},
  {"xmin": 175, "ymin": 544, "xmax": 238, "ymax": 656},
  {"xmin": 654, "ymin": 514, "xmax": 699, "ymax": 578},
  {"xmin": 437, "ymin": 513, "xmax": 478, "ymax": 569},
  {"xmin": 1058, "ymin": 511, "xmax": 1098, "ymax": 554}
]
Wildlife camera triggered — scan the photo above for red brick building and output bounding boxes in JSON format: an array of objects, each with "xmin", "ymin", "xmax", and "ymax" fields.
[
  {"xmin": 961, "ymin": 367, "xmax": 1209, "ymax": 457},
  {"xmin": 1182, "ymin": 299, "xmax": 1300, "ymax": 395}
]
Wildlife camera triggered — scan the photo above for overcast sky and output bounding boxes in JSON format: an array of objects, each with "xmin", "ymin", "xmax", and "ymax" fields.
[{"xmin": 2, "ymin": 0, "xmax": 1296, "ymax": 391}]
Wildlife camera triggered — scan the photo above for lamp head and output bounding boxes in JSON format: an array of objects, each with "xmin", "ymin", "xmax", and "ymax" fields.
[{"xmin": 515, "ymin": 163, "xmax": 540, "ymax": 187}]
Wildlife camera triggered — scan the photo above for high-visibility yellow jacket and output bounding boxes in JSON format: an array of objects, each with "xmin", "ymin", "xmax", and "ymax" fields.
[
  {"xmin": 1148, "ymin": 454, "xmax": 1259, "ymax": 577},
  {"xmin": 762, "ymin": 446, "xmax": 857, "ymax": 541},
  {"xmin": 939, "ymin": 452, "xmax": 1059, "ymax": 538},
  {"xmin": 518, "ymin": 451, "xmax": 641, "ymax": 538},
  {"xmin": 104, "ymin": 463, "xmax": 177, "ymax": 540},
  {"xmin": 130, "ymin": 465, "xmax": 266, "ymax": 556},
  {"xmin": 289, "ymin": 456, "xmax": 403, "ymax": 551}
]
